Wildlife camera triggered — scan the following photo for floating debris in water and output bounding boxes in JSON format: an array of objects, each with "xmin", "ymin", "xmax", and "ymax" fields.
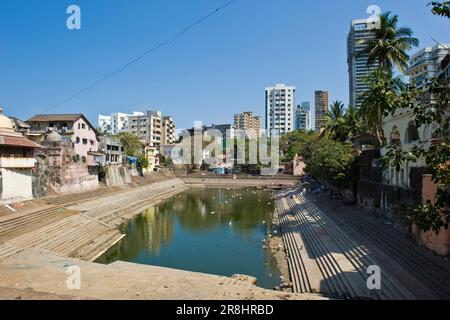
[{"xmin": 211, "ymin": 211, "xmax": 215, "ymax": 215}]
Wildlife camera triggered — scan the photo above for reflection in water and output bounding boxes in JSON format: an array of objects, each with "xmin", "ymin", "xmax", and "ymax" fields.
[{"xmin": 97, "ymin": 188, "xmax": 282, "ymax": 289}]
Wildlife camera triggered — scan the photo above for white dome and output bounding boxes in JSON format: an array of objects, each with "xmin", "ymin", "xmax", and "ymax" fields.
[{"xmin": 45, "ymin": 130, "xmax": 63, "ymax": 143}]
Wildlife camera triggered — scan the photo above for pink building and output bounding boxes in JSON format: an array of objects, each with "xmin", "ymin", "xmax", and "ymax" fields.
[{"xmin": 26, "ymin": 114, "xmax": 102, "ymax": 165}]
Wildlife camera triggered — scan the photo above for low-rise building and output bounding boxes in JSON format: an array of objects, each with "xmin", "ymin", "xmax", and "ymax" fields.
[
  {"xmin": 0, "ymin": 108, "xmax": 41, "ymax": 203},
  {"xmin": 144, "ymin": 146, "xmax": 159, "ymax": 173},
  {"xmin": 26, "ymin": 114, "xmax": 100, "ymax": 165},
  {"xmin": 233, "ymin": 112, "xmax": 262, "ymax": 136},
  {"xmin": 99, "ymin": 135, "xmax": 124, "ymax": 165}
]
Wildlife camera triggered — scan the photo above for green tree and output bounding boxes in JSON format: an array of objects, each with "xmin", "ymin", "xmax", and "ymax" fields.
[
  {"xmin": 117, "ymin": 132, "xmax": 142, "ymax": 156},
  {"xmin": 360, "ymin": 69, "xmax": 405, "ymax": 145},
  {"xmin": 428, "ymin": 1, "xmax": 450, "ymax": 18},
  {"xmin": 301, "ymin": 137, "xmax": 358, "ymax": 188},
  {"xmin": 136, "ymin": 154, "xmax": 149, "ymax": 176},
  {"xmin": 360, "ymin": 12, "xmax": 419, "ymax": 73},
  {"xmin": 344, "ymin": 105, "xmax": 366, "ymax": 138},
  {"xmin": 280, "ymin": 130, "xmax": 318, "ymax": 162},
  {"xmin": 320, "ymin": 101, "xmax": 347, "ymax": 142}
]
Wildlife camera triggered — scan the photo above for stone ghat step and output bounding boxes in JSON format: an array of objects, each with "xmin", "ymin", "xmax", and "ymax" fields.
[
  {"xmin": 0, "ymin": 206, "xmax": 14, "ymax": 217},
  {"xmin": 84, "ymin": 181, "xmax": 186, "ymax": 218},
  {"xmin": 0, "ymin": 251, "xmax": 325, "ymax": 300},
  {"xmin": 0, "ymin": 207, "xmax": 77, "ymax": 242},
  {"xmin": 276, "ymin": 188, "xmax": 416, "ymax": 300},
  {"xmin": 295, "ymin": 196, "xmax": 414, "ymax": 300},
  {"xmin": 314, "ymin": 195, "xmax": 450, "ymax": 299},
  {"xmin": 78, "ymin": 232, "xmax": 125, "ymax": 262},
  {"xmin": 4, "ymin": 216, "xmax": 83, "ymax": 248},
  {"xmin": 44, "ymin": 186, "xmax": 123, "ymax": 206},
  {"xmin": 0, "ymin": 245, "xmax": 22, "ymax": 261},
  {"xmin": 2, "ymin": 179, "xmax": 188, "ymax": 263}
]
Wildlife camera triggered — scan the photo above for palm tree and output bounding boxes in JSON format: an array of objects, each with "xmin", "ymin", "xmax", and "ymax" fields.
[
  {"xmin": 360, "ymin": 69, "xmax": 405, "ymax": 145},
  {"xmin": 321, "ymin": 101, "xmax": 346, "ymax": 142},
  {"xmin": 343, "ymin": 105, "xmax": 365, "ymax": 138},
  {"xmin": 360, "ymin": 12, "xmax": 419, "ymax": 73}
]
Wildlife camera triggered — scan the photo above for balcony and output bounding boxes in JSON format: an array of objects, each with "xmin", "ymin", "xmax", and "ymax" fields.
[
  {"xmin": 0, "ymin": 156, "xmax": 36, "ymax": 168},
  {"xmin": 87, "ymin": 152, "xmax": 105, "ymax": 167}
]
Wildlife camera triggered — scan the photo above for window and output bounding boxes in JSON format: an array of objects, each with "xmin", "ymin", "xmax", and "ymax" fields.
[
  {"xmin": 82, "ymin": 138, "xmax": 88, "ymax": 145},
  {"xmin": 82, "ymin": 124, "xmax": 86, "ymax": 129},
  {"xmin": 405, "ymin": 121, "xmax": 419, "ymax": 143},
  {"xmin": 76, "ymin": 137, "xmax": 80, "ymax": 143}
]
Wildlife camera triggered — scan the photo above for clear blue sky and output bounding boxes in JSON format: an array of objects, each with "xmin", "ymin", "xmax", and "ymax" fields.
[{"xmin": 0, "ymin": 0, "xmax": 448, "ymax": 129}]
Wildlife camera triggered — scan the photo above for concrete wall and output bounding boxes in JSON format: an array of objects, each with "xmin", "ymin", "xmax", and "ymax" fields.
[
  {"xmin": 105, "ymin": 165, "xmax": 131, "ymax": 186},
  {"xmin": 412, "ymin": 175, "xmax": 450, "ymax": 256},
  {"xmin": 0, "ymin": 168, "xmax": 33, "ymax": 203},
  {"xmin": 56, "ymin": 163, "xmax": 98, "ymax": 194}
]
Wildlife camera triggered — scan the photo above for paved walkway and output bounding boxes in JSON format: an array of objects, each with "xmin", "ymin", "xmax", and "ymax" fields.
[
  {"xmin": 276, "ymin": 187, "xmax": 450, "ymax": 300},
  {"xmin": 0, "ymin": 247, "xmax": 324, "ymax": 300}
]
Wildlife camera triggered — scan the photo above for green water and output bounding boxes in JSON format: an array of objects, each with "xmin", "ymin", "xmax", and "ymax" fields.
[{"xmin": 97, "ymin": 188, "xmax": 282, "ymax": 289}]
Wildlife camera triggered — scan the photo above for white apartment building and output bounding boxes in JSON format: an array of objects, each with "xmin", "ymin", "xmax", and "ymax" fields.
[
  {"xmin": 265, "ymin": 84, "xmax": 295, "ymax": 135},
  {"xmin": 407, "ymin": 44, "xmax": 449, "ymax": 88},
  {"xmin": 161, "ymin": 116, "xmax": 176, "ymax": 144},
  {"xmin": 98, "ymin": 112, "xmax": 144, "ymax": 135},
  {"xmin": 128, "ymin": 111, "xmax": 162, "ymax": 148}
]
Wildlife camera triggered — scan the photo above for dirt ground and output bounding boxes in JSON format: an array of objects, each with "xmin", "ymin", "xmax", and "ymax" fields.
[{"xmin": 268, "ymin": 211, "xmax": 292, "ymax": 292}]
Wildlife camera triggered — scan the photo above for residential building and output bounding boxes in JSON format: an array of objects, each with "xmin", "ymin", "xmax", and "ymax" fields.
[
  {"xmin": 265, "ymin": 84, "xmax": 295, "ymax": 134},
  {"xmin": 347, "ymin": 19, "xmax": 379, "ymax": 109},
  {"xmin": 0, "ymin": 108, "xmax": 41, "ymax": 203},
  {"xmin": 98, "ymin": 112, "xmax": 144, "ymax": 135},
  {"xmin": 26, "ymin": 114, "xmax": 100, "ymax": 166},
  {"xmin": 144, "ymin": 146, "xmax": 160, "ymax": 173},
  {"xmin": 407, "ymin": 44, "xmax": 450, "ymax": 88},
  {"xmin": 128, "ymin": 111, "xmax": 162, "ymax": 148},
  {"xmin": 295, "ymin": 102, "xmax": 310, "ymax": 131},
  {"xmin": 233, "ymin": 111, "xmax": 262, "ymax": 136},
  {"xmin": 161, "ymin": 116, "xmax": 176, "ymax": 144},
  {"xmin": 314, "ymin": 91, "xmax": 329, "ymax": 131},
  {"xmin": 98, "ymin": 115, "xmax": 112, "ymax": 134},
  {"xmin": 98, "ymin": 135, "xmax": 124, "ymax": 165}
]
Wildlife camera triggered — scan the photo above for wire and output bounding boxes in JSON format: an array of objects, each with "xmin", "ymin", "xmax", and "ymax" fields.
[{"xmin": 37, "ymin": 0, "xmax": 236, "ymax": 114}]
